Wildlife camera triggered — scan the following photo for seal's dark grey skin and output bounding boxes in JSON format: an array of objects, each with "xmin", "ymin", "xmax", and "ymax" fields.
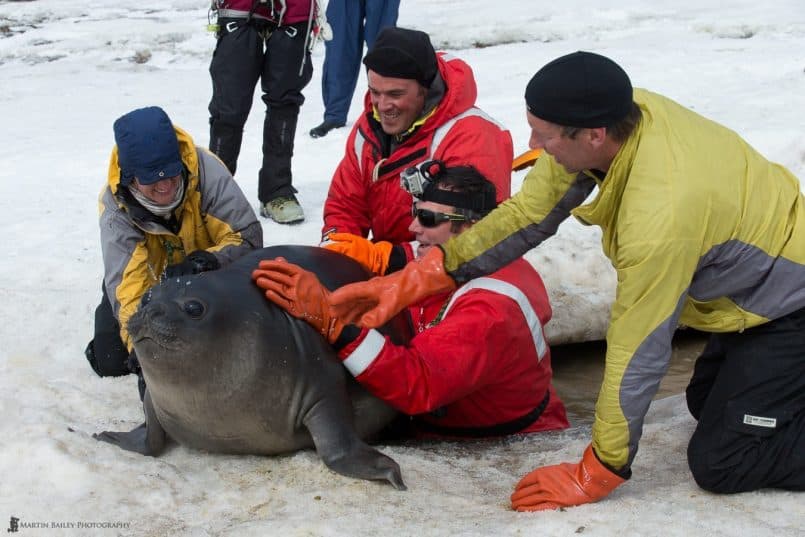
[{"xmin": 94, "ymin": 246, "xmax": 412, "ymax": 490}]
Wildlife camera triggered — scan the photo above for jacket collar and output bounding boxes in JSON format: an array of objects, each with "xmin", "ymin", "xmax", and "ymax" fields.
[{"xmin": 572, "ymin": 97, "xmax": 647, "ymax": 230}]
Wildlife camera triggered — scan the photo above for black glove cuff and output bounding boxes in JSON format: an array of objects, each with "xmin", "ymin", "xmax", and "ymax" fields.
[
  {"xmin": 593, "ymin": 448, "xmax": 632, "ymax": 480},
  {"xmin": 385, "ymin": 245, "xmax": 407, "ymax": 275},
  {"xmin": 164, "ymin": 250, "xmax": 220, "ymax": 279},
  {"xmin": 332, "ymin": 324, "xmax": 361, "ymax": 352},
  {"xmin": 186, "ymin": 250, "xmax": 220, "ymax": 273}
]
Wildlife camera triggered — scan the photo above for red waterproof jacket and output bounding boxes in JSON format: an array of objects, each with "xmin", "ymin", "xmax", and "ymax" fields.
[
  {"xmin": 322, "ymin": 52, "xmax": 514, "ymax": 244},
  {"xmin": 337, "ymin": 255, "xmax": 568, "ymax": 437},
  {"xmin": 216, "ymin": 0, "xmax": 312, "ymax": 25}
]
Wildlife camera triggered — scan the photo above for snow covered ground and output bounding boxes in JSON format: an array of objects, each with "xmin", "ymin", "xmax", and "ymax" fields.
[{"xmin": 0, "ymin": 0, "xmax": 803, "ymax": 535}]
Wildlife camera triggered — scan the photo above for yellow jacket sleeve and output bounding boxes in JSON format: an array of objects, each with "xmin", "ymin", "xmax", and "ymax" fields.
[{"xmin": 443, "ymin": 155, "xmax": 595, "ymax": 283}]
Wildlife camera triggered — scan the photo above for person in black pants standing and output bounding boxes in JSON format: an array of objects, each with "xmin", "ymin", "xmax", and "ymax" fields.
[{"xmin": 208, "ymin": 0, "xmax": 321, "ymax": 224}]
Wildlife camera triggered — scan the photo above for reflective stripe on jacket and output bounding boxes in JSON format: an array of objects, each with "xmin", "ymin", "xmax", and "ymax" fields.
[
  {"xmin": 441, "ymin": 88, "xmax": 805, "ymax": 468},
  {"xmin": 338, "ymin": 258, "xmax": 569, "ymax": 435},
  {"xmin": 98, "ymin": 126, "xmax": 262, "ymax": 350},
  {"xmin": 322, "ymin": 52, "xmax": 513, "ymax": 244}
]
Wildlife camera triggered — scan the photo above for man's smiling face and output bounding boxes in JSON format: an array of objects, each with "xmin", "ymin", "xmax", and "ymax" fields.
[{"xmin": 367, "ymin": 70, "xmax": 426, "ymax": 135}]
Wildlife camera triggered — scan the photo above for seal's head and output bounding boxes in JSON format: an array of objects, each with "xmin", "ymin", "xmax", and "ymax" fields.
[{"xmin": 126, "ymin": 267, "xmax": 277, "ymax": 392}]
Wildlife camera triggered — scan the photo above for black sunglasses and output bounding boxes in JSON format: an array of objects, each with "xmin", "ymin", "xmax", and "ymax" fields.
[{"xmin": 412, "ymin": 206, "xmax": 467, "ymax": 228}]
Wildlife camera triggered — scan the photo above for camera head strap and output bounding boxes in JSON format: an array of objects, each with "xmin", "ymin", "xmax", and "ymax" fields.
[{"xmin": 400, "ymin": 159, "xmax": 496, "ymax": 214}]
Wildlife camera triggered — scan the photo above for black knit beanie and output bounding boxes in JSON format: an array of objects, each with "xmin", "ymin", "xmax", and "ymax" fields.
[
  {"xmin": 363, "ymin": 27, "xmax": 438, "ymax": 87},
  {"xmin": 525, "ymin": 51, "xmax": 633, "ymax": 128}
]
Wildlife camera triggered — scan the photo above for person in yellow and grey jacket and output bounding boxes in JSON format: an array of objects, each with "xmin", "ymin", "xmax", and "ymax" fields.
[
  {"xmin": 85, "ymin": 106, "xmax": 262, "ymax": 399},
  {"xmin": 327, "ymin": 52, "xmax": 805, "ymax": 508}
]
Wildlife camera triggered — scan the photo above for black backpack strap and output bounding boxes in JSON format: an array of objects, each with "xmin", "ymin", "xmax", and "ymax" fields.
[{"xmin": 374, "ymin": 147, "xmax": 428, "ymax": 182}]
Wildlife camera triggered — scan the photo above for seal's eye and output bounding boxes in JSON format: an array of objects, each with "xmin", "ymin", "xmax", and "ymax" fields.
[{"xmin": 183, "ymin": 300, "xmax": 205, "ymax": 319}]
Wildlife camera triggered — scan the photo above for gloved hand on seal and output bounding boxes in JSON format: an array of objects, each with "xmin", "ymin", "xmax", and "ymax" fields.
[
  {"xmin": 252, "ymin": 257, "xmax": 346, "ymax": 345},
  {"xmin": 321, "ymin": 232, "xmax": 394, "ymax": 275},
  {"xmin": 163, "ymin": 250, "xmax": 220, "ymax": 279},
  {"xmin": 328, "ymin": 246, "xmax": 456, "ymax": 328}
]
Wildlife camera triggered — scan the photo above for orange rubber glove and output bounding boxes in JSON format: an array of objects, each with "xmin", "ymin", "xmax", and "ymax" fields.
[
  {"xmin": 322, "ymin": 232, "xmax": 393, "ymax": 275},
  {"xmin": 510, "ymin": 445, "xmax": 626, "ymax": 511},
  {"xmin": 328, "ymin": 246, "xmax": 456, "ymax": 328},
  {"xmin": 252, "ymin": 258, "xmax": 345, "ymax": 344}
]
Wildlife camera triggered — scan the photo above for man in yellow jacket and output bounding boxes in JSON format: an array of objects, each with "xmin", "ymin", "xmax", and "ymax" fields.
[
  {"xmin": 86, "ymin": 106, "xmax": 262, "ymax": 398},
  {"xmin": 326, "ymin": 51, "xmax": 805, "ymax": 508}
]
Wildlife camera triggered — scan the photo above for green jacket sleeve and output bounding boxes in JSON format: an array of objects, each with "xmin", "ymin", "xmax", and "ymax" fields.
[
  {"xmin": 442, "ymin": 155, "xmax": 596, "ymax": 283},
  {"xmin": 593, "ymin": 227, "xmax": 702, "ymax": 469}
]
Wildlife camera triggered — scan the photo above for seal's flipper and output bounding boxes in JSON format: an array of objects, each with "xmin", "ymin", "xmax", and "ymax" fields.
[
  {"xmin": 326, "ymin": 441, "xmax": 407, "ymax": 491},
  {"xmin": 303, "ymin": 399, "xmax": 406, "ymax": 490},
  {"xmin": 93, "ymin": 390, "xmax": 167, "ymax": 456}
]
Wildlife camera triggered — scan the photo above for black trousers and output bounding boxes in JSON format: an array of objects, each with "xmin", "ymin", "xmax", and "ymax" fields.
[
  {"xmin": 86, "ymin": 284, "xmax": 130, "ymax": 377},
  {"xmin": 686, "ymin": 307, "xmax": 805, "ymax": 493},
  {"xmin": 208, "ymin": 19, "xmax": 313, "ymax": 202},
  {"xmin": 86, "ymin": 284, "xmax": 145, "ymax": 400}
]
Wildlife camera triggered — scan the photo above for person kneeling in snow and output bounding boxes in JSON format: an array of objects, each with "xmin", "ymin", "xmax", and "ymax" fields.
[
  {"xmin": 253, "ymin": 161, "xmax": 568, "ymax": 438},
  {"xmin": 85, "ymin": 106, "xmax": 262, "ymax": 399},
  {"xmin": 325, "ymin": 51, "xmax": 805, "ymax": 510}
]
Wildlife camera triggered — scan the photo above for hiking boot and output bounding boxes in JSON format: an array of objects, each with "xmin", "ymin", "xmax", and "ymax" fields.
[
  {"xmin": 309, "ymin": 120, "xmax": 345, "ymax": 138},
  {"xmin": 260, "ymin": 195, "xmax": 305, "ymax": 224}
]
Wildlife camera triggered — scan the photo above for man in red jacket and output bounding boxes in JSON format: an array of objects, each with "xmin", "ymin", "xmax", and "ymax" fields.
[
  {"xmin": 322, "ymin": 27, "xmax": 514, "ymax": 271},
  {"xmin": 254, "ymin": 162, "xmax": 568, "ymax": 438},
  {"xmin": 207, "ymin": 0, "xmax": 321, "ymax": 224}
]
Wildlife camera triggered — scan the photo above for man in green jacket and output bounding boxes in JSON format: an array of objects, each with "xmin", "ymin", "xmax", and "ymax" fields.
[{"xmin": 326, "ymin": 51, "xmax": 805, "ymax": 509}]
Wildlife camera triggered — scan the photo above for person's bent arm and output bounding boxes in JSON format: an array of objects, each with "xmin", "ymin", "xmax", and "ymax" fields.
[
  {"xmin": 99, "ymin": 206, "xmax": 156, "ymax": 351},
  {"xmin": 512, "ymin": 231, "xmax": 701, "ymax": 511},
  {"xmin": 444, "ymin": 157, "xmax": 594, "ymax": 283},
  {"xmin": 322, "ymin": 131, "xmax": 373, "ymax": 238},
  {"xmin": 196, "ymin": 149, "xmax": 263, "ymax": 264},
  {"xmin": 329, "ymin": 157, "xmax": 590, "ymax": 326},
  {"xmin": 337, "ymin": 291, "xmax": 525, "ymax": 415}
]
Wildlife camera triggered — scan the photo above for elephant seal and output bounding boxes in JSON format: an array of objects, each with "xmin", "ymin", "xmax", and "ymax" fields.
[{"xmin": 94, "ymin": 245, "xmax": 412, "ymax": 490}]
